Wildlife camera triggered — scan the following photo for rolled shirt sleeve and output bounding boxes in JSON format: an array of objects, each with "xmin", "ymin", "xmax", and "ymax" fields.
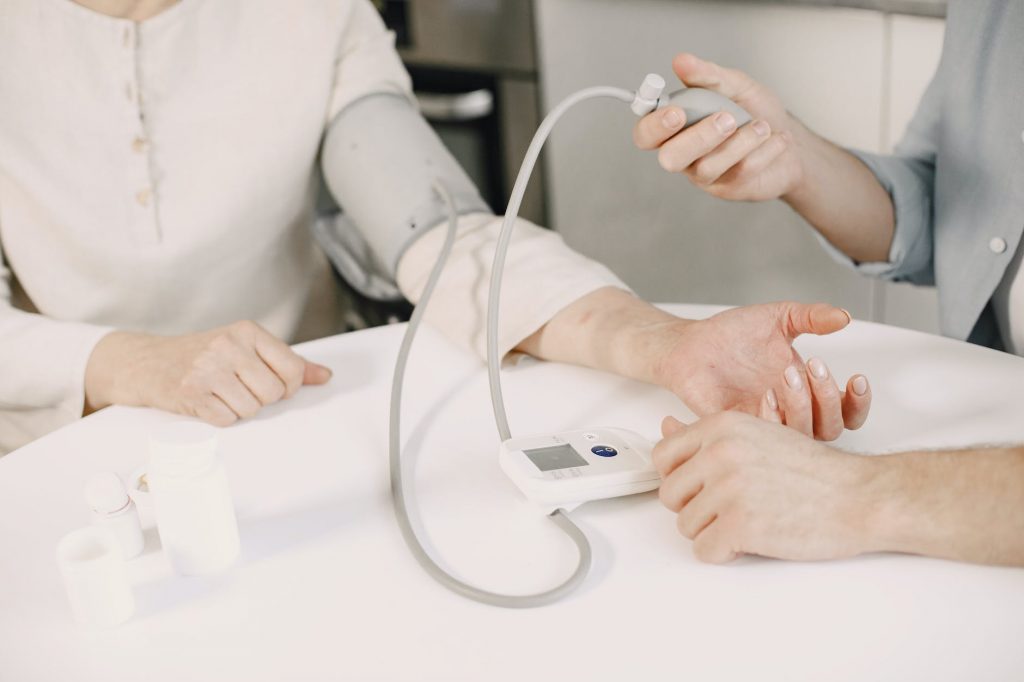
[
  {"xmin": 815, "ymin": 58, "xmax": 944, "ymax": 286},
  {"xmin": 0, "ymin": 243, "xmax": 112, "ymax": 453},
  {"xmin": 397, "ymin": 214, "xmax": 630, "ymax": 360},
  {"xmin": 324, "ymin": 0, "xmax": 413, "ymax": 124}
]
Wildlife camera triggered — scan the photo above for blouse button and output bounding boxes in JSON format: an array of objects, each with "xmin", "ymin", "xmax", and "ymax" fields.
[
  {"xmin": 135, "ymin": 189, "xmax": 152, "ymax": 207},
  {"xmin": 131, "ymin": 136, "xmax": 148, "ymax": 153},
  {"xmin": 989, "ymin": 237, "xmax": 1007, "ymax": 254}
]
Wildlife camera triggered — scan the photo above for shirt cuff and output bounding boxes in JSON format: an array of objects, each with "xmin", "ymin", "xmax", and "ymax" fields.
[
  {"xmin": 0, "ymin": 315, "xmax": 113, "ymax": 452},
  {"xmin": 396, "ymin": 213, "xmax": 630, "ymax": 359},
  {"xmin": 815, "ymin": 148, "xmax": 935, "ymax": 284}
]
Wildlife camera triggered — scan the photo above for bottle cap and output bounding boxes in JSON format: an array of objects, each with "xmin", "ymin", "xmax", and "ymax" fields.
[
  {"xmin": 149, "ymin": 422, "xmax": 219, "ymax": 479},
  {"xmin": 56, "ymin": 527, "xmax": 135, "ymax": 627},
  {"xmin": 85, "ymin": 473, "xmax": 130, "ymax": 515}
]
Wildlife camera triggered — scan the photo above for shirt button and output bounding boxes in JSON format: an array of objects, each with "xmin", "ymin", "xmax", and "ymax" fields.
[
  {"xmin": 135, "ymin": 189, "xmax": 151, "ymax": 207},
  {"xmin": 990, "ymin": 237, "xmax": 1007, "ymax": 254},
  {"xmin": 131, "ymin": 136, "xmax": 148, "ymax": 153}
]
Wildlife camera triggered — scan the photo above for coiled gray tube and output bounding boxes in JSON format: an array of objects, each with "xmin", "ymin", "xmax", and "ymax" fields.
[{"xmin": 388, "ymin": 180, "xmax": 593, "ymax": 607}]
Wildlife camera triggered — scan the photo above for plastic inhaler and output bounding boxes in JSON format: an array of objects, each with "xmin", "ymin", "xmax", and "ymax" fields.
[{"xmin": 148, "ymin": 422, "xmax": 241, "ymax": 575}]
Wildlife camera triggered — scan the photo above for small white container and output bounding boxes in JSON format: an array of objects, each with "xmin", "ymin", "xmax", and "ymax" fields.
[
  {"xmin": 148, "ymin": 422, "xmax": 240, "ymax": 575},
  {"xmin": 85, "ymin": 473, "xmax": 145, "ymax": 559},
  {"xmin": 56, "ymin": 527, "xmax": 135, "ymax": 627}
]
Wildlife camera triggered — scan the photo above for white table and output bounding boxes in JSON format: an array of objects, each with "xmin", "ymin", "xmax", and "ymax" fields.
[{"xmin": 2, "ymin": 304, "xmax": 1023, "ymax": 681}]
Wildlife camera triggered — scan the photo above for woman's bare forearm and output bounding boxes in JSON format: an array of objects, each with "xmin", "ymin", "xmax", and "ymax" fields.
[
  {"xmin": 782, "ymin": 120, "xmax": 896, "ymax": 264},
  {"xmin": 866, "ymin": 446, "xmax": 1024, "ymax": 566}
]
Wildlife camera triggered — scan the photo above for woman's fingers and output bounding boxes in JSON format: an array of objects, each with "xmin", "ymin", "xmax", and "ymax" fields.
[
  {"xmin": 634, "ymin": 105, "xmax": 687, "ymax": 150},
  {"xmin": 686, "ymin": 119, "xmax": 771, "ymax": 186},
  {"xmin": 657, "ymin": 110, "xmax": 740, "ymax": 173}
]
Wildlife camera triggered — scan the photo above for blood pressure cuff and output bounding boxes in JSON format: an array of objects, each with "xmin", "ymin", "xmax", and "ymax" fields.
[{"xmin": 318, "ymin": 93, "xmax": 491, "ymax": 288}]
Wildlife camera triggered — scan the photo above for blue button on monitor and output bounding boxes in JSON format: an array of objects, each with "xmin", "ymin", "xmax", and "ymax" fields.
[{"xmin": 591, "ymin": 445, "xmax": 618, "ymax": 457}]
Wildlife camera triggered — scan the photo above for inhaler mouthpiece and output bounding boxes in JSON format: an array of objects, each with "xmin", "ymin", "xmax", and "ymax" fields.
[{"xmin": 631, "ymin": 73, "xmax": 666, "ymax": 116}]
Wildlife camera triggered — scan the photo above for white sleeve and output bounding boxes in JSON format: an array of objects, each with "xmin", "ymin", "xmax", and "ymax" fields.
[
  {"xmin": 396, "ymin": 214, "xmax": 631, "ymax": 359},
  {"xmin": 0, "ymin": 237, "xmax": 111, "ymax": 453},
  {"xmin": 325, "ymin": 0, "xmax": 414, "ymax": 125}
]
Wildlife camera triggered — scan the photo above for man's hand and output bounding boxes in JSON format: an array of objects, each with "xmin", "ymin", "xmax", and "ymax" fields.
[
  {"xmin": 654, "ymin": 301, "xmax": 871, "ymax": 440},
  {"xmin": 518, "ymin": 288, "xmax": 869, "ymax": 441},
  {"xmin": 84, "ymin": 321, "xmax": 332, "ymax": 426},
  {"xmin": 633, "ymin": 53, "xmax": 805, "ymax": 202},
  {"xmin": 653, "ymin": 411, "xmax": 875, "ymax": 563}
]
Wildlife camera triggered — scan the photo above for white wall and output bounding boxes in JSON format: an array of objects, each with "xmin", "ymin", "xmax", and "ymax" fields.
[{"xmin": 535, "ymin": 0, "xmax": 944, "ymax": 331}]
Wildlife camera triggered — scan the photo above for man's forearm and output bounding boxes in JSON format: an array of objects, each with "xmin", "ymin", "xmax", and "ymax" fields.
[
  {"xmin": 516, "ymin": 287, "xmax": 689, "ymax": 388},
  {"xmin": 864, "ymin": 446, "xmax": 1024, "ymax": 566},
  {"xmin": 782, "ymin": 120, "xmax": 896, "ymax": 264}
]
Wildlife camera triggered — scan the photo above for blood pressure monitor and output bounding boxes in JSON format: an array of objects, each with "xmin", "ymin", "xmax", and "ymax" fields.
[
  {"xmin": 499, "ymin": 428, "xmax": 659, "ymax": 509},
  {"xmin": 388, "ymin": 73, "xmax": 750, "ymax": 607}
]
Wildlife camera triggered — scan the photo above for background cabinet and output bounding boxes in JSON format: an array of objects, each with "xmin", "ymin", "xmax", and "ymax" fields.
[{"xmin": 534, "ymin": 0, "xmax": 945, "ymax": 331}]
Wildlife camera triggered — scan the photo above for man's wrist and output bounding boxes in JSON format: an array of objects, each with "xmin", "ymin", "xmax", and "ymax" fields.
[
  {"xmin": 84, "ymin": 330, "xmax": 152, "ymax": 413},
  {"xmin": 520, "ymin": 288, "xmax": 697, "ymax": 386}
]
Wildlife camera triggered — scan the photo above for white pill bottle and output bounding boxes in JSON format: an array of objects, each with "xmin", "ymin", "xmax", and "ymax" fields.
[{"xmin": 148, "ymin": 422, "xmax": 240, "ymax": 575}]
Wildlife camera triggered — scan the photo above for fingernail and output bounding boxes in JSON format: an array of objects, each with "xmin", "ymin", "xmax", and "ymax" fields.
[
  {"xmin": 663, "ymin": 109, "xmax": 682, "ymax": 128},
  {"xmin": 766, "ymin": 388, "xmax": 778, "ymax": 411},
  {"xmin": 807, "ymin": 357, "xmax": 828, "ymax": 380},
  {"xmin": 852, "ymin": 375, "xmax": 868, "ymax": 396},
  {"xmin": 784, "ymin": 365, "xmax": 802, "ymax": 391},
  {"xmin": 752, "ymin": 120, "xmax": 770, "ymax": 136},
  {"xmin": 714, "ymin": 112, "xmax": 737, "ymax": 134},
  {"xmin": 841, "ymin": 308, "xmax": 852, "ymax": 324}
]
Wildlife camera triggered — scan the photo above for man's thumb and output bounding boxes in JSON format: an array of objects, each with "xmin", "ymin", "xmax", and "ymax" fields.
[
  {"xmin": 302, "ymin": 361, "xmax": 333, "ymax": 385},
  {"xmin": 781, "ymin": 302, "xmax": 852, "ymax": 339}
]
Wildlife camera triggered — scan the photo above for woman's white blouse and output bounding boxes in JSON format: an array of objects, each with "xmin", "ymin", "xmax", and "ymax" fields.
[{"xmin": 0, "ymin": 0, "xmax": 626, "ymax": 452}]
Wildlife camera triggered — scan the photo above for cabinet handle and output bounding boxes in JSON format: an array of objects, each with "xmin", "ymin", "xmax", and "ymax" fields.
[{"xmin": 415, "ymin": 89, "xmax": 494, "ymax": 122}]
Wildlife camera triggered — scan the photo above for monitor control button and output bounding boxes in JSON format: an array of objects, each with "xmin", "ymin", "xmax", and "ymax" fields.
[{"xmin": 591, "ymin": 445, "xmax": 618, "ymax": 457}]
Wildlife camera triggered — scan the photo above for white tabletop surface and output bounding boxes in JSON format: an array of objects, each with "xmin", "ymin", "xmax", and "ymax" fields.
[{"xmin": 2, "ymin": 304, "xmax": 1023, "ymax": 681}]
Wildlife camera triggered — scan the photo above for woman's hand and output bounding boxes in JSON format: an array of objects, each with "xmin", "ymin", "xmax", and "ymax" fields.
[
  {"xmin": 633, "ymin": 53, "xmax": 809, "ymax": 202},
  {"xmin": 653, "ymin": 412, "xmax": 877, "ymax": 563},
  {"xmin": 84, "ymin": 320, "xmax": 332, "ymax": 426},
  {"xmin": 653, "ymin": 302, "xmax": 871, "ymax": 440}
]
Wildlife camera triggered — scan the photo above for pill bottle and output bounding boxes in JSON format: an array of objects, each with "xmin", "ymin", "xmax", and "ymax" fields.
[
  {"xmin": 147, "ymin": 422, "xmax": 240, "ymax": 575},
  {"xmin": 84, "ymin": 472, "xmax": 145, "ymax": 559}
]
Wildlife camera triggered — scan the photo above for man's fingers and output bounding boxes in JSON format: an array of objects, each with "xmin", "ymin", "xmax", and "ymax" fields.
[
  {"xmin": 657, "ymin": 110, "xmax": 739, "ymax": 173},
  {"xmin": 806, "ymin": 358, "xmax": 844, "ymax": 441},
  {"xmin": 672, "ymin": 52, "xmax": 758, "ymax": 102},
  {"xmin": 634, "ymin": 105, "xmax": 687, "ymax": 150},
  {"xmin": 781, "ymin": 302, "xmax": 852, "ymax": 340},
  {"xmin": 842, "ymin": 374, "xmax": 872, "ymax": 430},
  {"xmin": 210, "ymin": 372, "xmax": 262, "ymax": 420},
  {"xmin": 303, "ymin": 361, "xmax": 333, "ymax": 386},
  {"xmin": 193, "ymin": 393, "xmax": 239, "ymax": 428},
  {"xmin": 780, "ymin": 364, "xmax": 813, "ymax": 436},
  {"xmin": 759, "ymin": 389, "xmax": 783, "ymax": 424},
  {"xmin": 658, "ymin": 462, "xmax": 705, "ymax": 513},
  {"xmin": 252, "ymin": 331, "xmax": 310, "ymax": 398},
  {"xmin": 686, "ymin": 119, "xmax": 772, "ymax": 186}
]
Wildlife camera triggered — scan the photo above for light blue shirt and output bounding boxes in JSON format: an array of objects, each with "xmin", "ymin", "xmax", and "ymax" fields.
[{"xmin": 822, "ymin": 0, "xmax": 1024, "ymax": 349}]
